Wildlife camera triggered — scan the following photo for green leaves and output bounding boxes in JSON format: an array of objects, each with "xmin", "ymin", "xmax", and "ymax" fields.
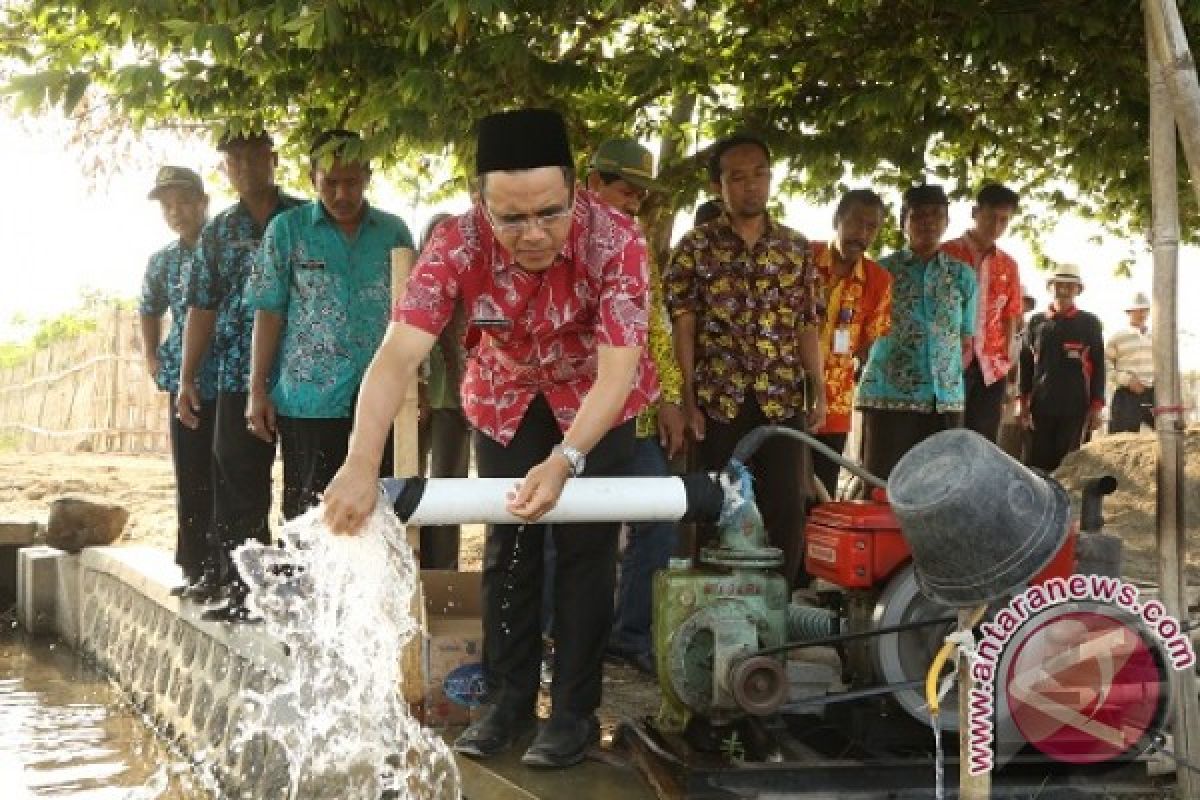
[{"xmin": 0, "ymin": 0, "xmax": 1196, "ymax": 241}]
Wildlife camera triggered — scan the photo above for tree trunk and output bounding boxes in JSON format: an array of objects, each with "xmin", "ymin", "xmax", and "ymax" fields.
[
  {"xmin": 643, "ymin": 89, "xmax": 697, "ymax": 269},
  {"xmin": 1145, "ymin": 7, "xmax": 1199, "ymax": 797}
]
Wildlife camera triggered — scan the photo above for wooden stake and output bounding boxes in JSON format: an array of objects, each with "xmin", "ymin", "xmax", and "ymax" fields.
[
  {"xmin": 390, "ymin": 247, "xmax": 419, "ymax": 476},
  {"xmin": 958, "ymin": 607, "xmax": 990, "ymax": 800},
  {"xmin": 390, "ymin": 246, "xmax": 426, "ymax": 708},
  {"xmin": 1145, "ymin": 8, "xmax": 1200, "ymax": 797}
]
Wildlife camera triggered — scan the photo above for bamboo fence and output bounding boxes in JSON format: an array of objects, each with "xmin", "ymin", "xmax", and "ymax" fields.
[{"xmin": 0, "ymin": 305, "xmax": 170, "ymax": 454}]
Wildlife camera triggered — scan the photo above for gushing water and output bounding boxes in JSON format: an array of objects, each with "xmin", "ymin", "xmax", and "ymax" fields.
[
  {"xmin": 230, "ymin": 499, "xmax": 461, "ymax": 799},
  {"xmin": 931, "ymin": 712, "xmax": 945, "ymax": 800}
]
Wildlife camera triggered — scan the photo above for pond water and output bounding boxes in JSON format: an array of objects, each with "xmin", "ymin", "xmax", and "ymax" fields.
[{"xmin": 0, "ymin": 613, "xmax": 211, "ymax": 799}]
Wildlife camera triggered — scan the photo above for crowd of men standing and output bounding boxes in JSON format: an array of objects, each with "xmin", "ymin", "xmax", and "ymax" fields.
[{"xmin": 138, "ymin": 110, "xmax": 1151, "ymax": 770}]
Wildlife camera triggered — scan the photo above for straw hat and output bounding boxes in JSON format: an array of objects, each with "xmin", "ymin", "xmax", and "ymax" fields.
[{"xmin": 1046, "ymin": 263, "xmax": 1084, "ymax": 290}]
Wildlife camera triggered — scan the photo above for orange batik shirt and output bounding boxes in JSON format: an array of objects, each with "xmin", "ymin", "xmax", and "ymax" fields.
[{"xmin": 811, "ymin": 242, "xmax": 892, "ymax": 434}]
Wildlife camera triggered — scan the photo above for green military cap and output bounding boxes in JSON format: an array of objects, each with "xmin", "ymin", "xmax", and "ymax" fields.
[
  {"xmin": 147, "ymin": 165, "xmax": 204, "ymax": 199},
  {"xmin": 590, "ymin": 138, "xmax": 665, "ymax": 192}
]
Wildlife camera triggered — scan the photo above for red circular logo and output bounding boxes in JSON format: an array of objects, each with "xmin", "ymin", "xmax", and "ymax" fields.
[{"xmin": 1005, "ymin": 608, "xmax": 1167, "ymax": 764}]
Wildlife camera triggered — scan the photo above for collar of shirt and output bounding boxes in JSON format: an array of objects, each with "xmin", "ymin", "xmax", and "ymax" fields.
[
  {"xmin": 897, "ymin": 247, "xmax": 953, "ymax": 269},
  {"xmin": 711, "ymin": 209, "xmax": 781, "ymax": 242},
  {"xmin": 1047, "ymin": 303, "xmax": 1080, "ymax": 319},
  {"xmin": 962, "ymin": 230, "xmax": 997, "ymax": 258},
  {"xmin": 814, "ymin": 241, "xmax": 866, "ymax": 284},
  {"xmin": 310, "ymin": 199, "xmax": 380, "ymax": 229}
]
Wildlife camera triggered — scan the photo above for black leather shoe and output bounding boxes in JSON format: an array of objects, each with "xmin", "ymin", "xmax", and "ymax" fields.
[
  {"xmin": 452, "ymin": 705, "xmax": 535, "ymax": 759},
  {"xmin": 200, "ymin": 599, "xmax": 262, "ymax": 624},
  {"xmin": 521, "ymin": 713, "xmax": 599, "ymax": 769},
  {"xmin": 182, "ymin": 570, "xmax": 225, "ymax": 603}
]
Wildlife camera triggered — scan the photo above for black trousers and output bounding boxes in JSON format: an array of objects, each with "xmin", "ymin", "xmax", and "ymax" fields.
[
  {"xmin": 212, "ymin": 391, "xmax": 276, "ymax": 582},
  {"xmin": 699, "ymin": 398, "xmax": 811, "ymax": 587},
  {"xmin": 963, "ymin": 360, "xmax": 1007, "ymax": 443},
  {"xmin": 1028, "ymin": 410, "xmax": 1087, "ymax": 472},
  {"xmin": 1109, "ymin": 387, "xmax": 1155, "ymax": 434},
  {"xmin": 167, "ymin": 393, "xmax": 217, "ymax": 579},
  {"xmin": 860, "ymin": 408, "xmax": 963, "ymax": 481},
  {"xmin": 418, "ymin": 407, "xmax": 472, "ymax": 569},
  {"xmin": 473, "ymin": 394, "xmax": 635, "ymax": 718},
  {"xmin": 278, "ymin": 416, "xmax": 352, "ymax": 520},
  {"xmin": 811, "ymin": 432, "xmax": 848, "ymax": 500},
  {"xmin": 278, "ymin": 413, "xmax": 396, "ymax": 521}
]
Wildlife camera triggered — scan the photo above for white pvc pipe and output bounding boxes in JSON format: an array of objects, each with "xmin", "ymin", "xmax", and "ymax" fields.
[{"xmin": 384, "ymin": 477, "xmax": 692, "ymax": 525}]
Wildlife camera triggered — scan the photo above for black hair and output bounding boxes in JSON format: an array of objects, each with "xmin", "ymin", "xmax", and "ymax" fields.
[
  {"xmin": 309, "ymin": 129, "xmax": 365, "ymax": 170},
  {"xmin": 833, "ymin": 188, "xmax": 887, "ymax": 226},
  {"xmin": 694, "ymin": 199, "xmax": 723, "ymax": 226},
  {"xmin": 899, "ymin": 183, "xmax": 949, "ymax": 227},
  {"xmin": 477, "ymin": 166, "xmax": 576, "ymax": 194},
  {"xmin": 976, "ymin": 182, "xmax": 1020, "ymax": 211},
  {"xmin": 707, "ymin": 134, "xmax": 772, "ymax": 183}
]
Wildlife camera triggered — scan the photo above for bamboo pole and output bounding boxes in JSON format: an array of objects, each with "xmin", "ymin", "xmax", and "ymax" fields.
[
  {"xmin": 1146, "ymin": 0, "xmax": 1200, "ymax": 210},
  {"xmin": 957, "ymin": 607, "xmax": 990, "ymax": 799},
  {"xmin": 1145, "ymin": 10, "xmax": 1200, "ymax": 797},
  {"xmin": 390, "ymin": 246, "xmax": 426, "ymax": 708}
]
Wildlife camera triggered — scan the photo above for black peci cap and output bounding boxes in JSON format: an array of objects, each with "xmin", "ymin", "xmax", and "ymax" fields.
[{"xmin": 475, "ymin": 109, "xmax": 573, "ymax": 176}]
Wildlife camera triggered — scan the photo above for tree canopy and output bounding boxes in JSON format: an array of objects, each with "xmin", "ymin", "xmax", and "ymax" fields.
[{"xmin": 3, "ymin": 0, "xmax": 1198, "ymax": 246}]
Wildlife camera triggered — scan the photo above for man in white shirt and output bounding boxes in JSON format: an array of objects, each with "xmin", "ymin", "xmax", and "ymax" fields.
[{"xmin": 1105, "ymin": 291, "xmax": 1154, "ymax": 433}]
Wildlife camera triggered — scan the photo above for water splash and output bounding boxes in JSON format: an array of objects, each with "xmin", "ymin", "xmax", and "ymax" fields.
[
  {"xmin": 231, "ymin": 499, "xmax": 461, "ymax": 799},
  {"xmin": 931, "ymin": 712, "xmax": 945, "ymax": 800}
]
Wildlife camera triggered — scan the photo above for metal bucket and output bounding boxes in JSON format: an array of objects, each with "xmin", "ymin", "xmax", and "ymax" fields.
[{"xmin": 888, "ymin": 429, "xmax": 1071, "ymax": 607}]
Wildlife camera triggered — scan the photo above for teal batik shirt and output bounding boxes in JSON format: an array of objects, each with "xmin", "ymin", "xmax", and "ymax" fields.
[
  {"xmin": 138, "ymin": 239, "xmax": 218, "ymax": 399},
  {"xmin": 187, "ymin": 191, "xmax": 306, "ymax": 392},
  {"xmin": 856, "ymin": 249, "xmax": 978, "ymax": 413},
  {"xmin": 247, "ymin": 200, "xmax": 413, "ymax": 418}
]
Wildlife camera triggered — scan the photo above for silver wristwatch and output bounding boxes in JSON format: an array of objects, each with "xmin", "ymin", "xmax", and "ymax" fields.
[{"xmin": 554, "ymin": 443, "xmax": 586, "ymax": 477}]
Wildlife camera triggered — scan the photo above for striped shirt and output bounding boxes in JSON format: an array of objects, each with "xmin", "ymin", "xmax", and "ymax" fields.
[{"xmin": 1105, "ymin": 326, "xmax": 1154, "ymax": 387}]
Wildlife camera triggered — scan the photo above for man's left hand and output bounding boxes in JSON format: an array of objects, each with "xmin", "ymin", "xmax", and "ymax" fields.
[
  {"xmin": 1088, "ymin": 408, "xmax": 1104, "ymax": 432},
  {"xmin": 507, "ymin": 455, "xmax": 572, "ymax": 522},
  {"xmin": 657, "ymin": 401, "xmax": 687, "ymax": 460}
]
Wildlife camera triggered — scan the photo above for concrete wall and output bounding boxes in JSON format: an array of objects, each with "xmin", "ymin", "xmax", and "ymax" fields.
[{"xmin": 19, "ymin": 545, "xmax": 293, "ymax": 798}]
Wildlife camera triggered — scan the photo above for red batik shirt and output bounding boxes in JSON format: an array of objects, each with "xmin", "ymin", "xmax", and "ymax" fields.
[
  {"xmin": 941, "ymin": 234, "xmax": 1023, "ymax": 386},
  {"xmin": 394, "ymin": 190, "xmax": 658, "ymax": 445},
  {"xmin": 810, "ymin": 242, "xmax": 892, "ymax": 434}
]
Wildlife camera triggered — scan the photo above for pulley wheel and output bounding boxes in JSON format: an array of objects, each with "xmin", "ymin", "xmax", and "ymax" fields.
[
  {"xmin": 729, "ymin": 655, "xmax": 787, "ymax": 716},
  {"xmin": 870, "ymin": 563, "xmax": 960, "ymax": 731}
]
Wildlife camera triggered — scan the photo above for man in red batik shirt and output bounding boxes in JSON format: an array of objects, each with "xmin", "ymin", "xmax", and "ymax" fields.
[{"xmin": 322, "ymin": 110, "xmax": 656, "ymax": 770}]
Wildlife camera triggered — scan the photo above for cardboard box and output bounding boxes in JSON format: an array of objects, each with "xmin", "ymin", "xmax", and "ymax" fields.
[{"xmin": 418, "ymin": 570, "xmax": 485, "ymax": 728}]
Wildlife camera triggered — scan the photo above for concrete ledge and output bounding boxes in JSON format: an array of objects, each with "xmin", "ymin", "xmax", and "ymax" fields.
[{"xmin": 21, "ymin": 544, "xmax": 293, "ymax": 797}]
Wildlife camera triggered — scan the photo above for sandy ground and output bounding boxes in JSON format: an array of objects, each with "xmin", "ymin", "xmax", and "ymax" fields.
[{"xmin": 1053, "ymin": 428, "xmax": 1200, "ymax": 586}]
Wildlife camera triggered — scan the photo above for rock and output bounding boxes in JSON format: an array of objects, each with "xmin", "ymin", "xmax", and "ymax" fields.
[{"xmin": 45, "ymin": 496, "xmax": 130, "ymax": 552}]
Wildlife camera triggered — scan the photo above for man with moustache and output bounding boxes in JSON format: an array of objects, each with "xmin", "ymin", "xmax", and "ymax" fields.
[
  {"xmin": 244, "ymin": 130, "xmax": 411, "ymax": 524},
  {"xmin": 856, "ymin": 184, "xmax": 977, "ymax": 479},
  {"xmin": 322, "ymin": 110, "xmax": 657, "ymax": 769},
  {"xmin": 809, "ymin": 189, "xmax": 892, "ymax": 496},
  {"xmin": 139, "ymin": 166, "xmax": 219, "ymax": 594},
  {"xmin": 941, "ymin": 183, "xmax": 1024, "ymax": 442},
  {"xmin": 179, "ymin": 131, "xmax": 304, "ymax": 621},
  {"xmin": 1020, "ymin": 264, "xmax": 1105, "ymax": 470},
  {"xmin": 665, "ymin": 133, "xmax": 825, "ymax": 588}
]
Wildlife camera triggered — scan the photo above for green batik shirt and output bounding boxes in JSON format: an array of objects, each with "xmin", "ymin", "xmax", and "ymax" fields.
[{"xmin": 247, "ymin": 200, "xmax": 413, "ymax": 418}]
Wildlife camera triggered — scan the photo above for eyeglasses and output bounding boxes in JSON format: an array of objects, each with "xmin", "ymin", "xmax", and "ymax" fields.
[{"xmin": 484, "ymin": 202, "xmax": 574, "ymax": 235}]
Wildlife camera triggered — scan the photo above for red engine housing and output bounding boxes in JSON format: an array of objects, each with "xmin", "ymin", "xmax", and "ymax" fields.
[{"xmin": 804, "ymin": 498, "xmax": 1077, "ymax": 590}]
